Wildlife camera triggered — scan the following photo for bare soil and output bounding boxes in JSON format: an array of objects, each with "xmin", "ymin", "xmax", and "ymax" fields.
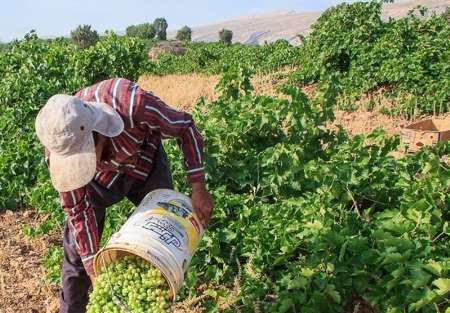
[
  {"xmin": 331, "ymin": 109, "xmax": 407, "ymax": 137},
  {"xmin": 0, "ymin": 209, "xmax": 60, "ymax": 313}
]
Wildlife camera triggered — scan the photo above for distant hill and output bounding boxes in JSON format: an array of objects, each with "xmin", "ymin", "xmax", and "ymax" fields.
[{"xmin": 167, "ymin": 0, "xmax": 450, "ymax": 45}]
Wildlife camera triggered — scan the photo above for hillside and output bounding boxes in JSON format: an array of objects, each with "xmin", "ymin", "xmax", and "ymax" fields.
[{"xmin": 168, "ymin": 0, "xmax": 450, "ymax": 44}]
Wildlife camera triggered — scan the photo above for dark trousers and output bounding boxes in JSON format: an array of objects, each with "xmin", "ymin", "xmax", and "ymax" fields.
[{"xmin": 59, "ymin": 145, "xmax": 173, "ymax": 313}]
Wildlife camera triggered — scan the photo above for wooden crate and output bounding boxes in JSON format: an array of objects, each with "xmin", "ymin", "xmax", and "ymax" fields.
[{"xmin": 401, "ymin": 118, "xmax": 450, "ymax": 151}]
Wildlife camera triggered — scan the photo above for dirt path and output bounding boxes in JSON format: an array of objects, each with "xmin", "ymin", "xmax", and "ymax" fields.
[{"xmin": 0, "ymin": 209, "xmax": 61, "ymax": 313}]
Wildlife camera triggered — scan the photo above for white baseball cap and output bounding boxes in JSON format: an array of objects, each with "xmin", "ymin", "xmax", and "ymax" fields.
[{"xmin": 35, "ymin": 94, "xmax": 124, "ymax": 192}]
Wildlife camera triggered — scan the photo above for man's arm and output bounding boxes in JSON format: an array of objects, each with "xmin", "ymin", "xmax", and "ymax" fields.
[
  {"xmin": 45, "ymin": 148, "xmax": 99, "ymax": 280},
  {"xmin": 60, "ymin": 188, "xmax": 99, "ymax": 281},
  {"xmin": 135, "ymin": 88, "xmax": 214, "ymax": 226}
]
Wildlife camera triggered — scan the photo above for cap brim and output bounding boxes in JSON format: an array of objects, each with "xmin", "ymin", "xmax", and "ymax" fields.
[
  {"xmin": 49, "ymin": 135, "xmax": 96, "ymax": 192},
  {"xmin": 89, "ymin": 102, "xmax": 124, "ymax": 137}
]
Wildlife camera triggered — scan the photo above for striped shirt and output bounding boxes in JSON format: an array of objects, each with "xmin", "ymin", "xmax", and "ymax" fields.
[{"xmin": 58, "ymin": 78, "xmax": 205, "ymax": 273}]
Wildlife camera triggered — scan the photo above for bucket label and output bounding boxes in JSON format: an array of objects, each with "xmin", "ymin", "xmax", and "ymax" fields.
[
  {"xmin": 135, "ymin": 197, "xmax": 202, "ymax": 252},
  {"xmin": 138, "ymin": 216, "xmax": 186, "ymax": 252}
]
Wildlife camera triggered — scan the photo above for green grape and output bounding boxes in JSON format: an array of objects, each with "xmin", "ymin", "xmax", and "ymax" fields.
[{"xmin": 86, "ymin": 256, "xmax": 171, "ymax": 313}]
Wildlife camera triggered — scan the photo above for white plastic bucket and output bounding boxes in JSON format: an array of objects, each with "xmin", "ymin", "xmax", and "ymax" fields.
[{"xmin": 94, "ymin": 189, "xmax": 204, "ymax": 300}]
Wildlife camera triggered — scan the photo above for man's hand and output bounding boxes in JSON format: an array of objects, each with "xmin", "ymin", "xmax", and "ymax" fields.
[{"xmin": 191, "ymin": 182, "xmax": 214, "ymax": 228}]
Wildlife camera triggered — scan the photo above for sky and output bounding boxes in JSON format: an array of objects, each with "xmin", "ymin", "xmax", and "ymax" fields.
[{"xmin": 0, "ymin": 0, "xmax": 352, "ymax": 42}]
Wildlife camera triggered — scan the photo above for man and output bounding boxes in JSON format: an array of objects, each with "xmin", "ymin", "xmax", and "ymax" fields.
[{"xmin": 35, "ymin": 78, "xmax": 214, "ymax": 313}]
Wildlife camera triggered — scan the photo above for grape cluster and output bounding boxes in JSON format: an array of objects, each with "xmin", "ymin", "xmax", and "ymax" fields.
[{"xmin": 87, "ymin": 256, "xmax": 171, "ymax": 313}]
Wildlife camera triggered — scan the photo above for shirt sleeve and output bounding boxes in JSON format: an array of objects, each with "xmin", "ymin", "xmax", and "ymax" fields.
[
  {"xmin": 135, "ymin": 89, "xmax": 206, "ymax": 183},
  {"xmin": 60, "ymin": 187, "xmax": 99, "ymax": 275}
]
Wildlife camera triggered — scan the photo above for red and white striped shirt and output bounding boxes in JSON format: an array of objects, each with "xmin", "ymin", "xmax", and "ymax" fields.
[{"xmin": 58, "ymin": 78, "xmax": 205, "ymax": 273}]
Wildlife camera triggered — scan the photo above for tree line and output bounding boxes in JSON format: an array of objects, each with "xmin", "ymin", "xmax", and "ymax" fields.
[{"xmin": 69, "ymin": 17, "xmax": 234, "ymax": 49}]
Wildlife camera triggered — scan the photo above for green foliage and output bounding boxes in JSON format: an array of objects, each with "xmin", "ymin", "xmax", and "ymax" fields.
[
  {"xmin": 43, "ymin": 246, "xmax": 64, "ymax": 284},
  {"xmin": 126, "ymin": 23, "xmax": 156, "ymax": 39},
  {"xmin": 215, "ymin": 65, "xmax": 253, "ymax": 100},
  {"xmin": 70, "ymin": 33, "xmax": 148, "ymax": 84},
  {"xmin": 23, "ymin": 165, "xmax": 64, "ymax": 237},
  {"xmin": 144, "ymin": 40, "xmax": 300, "ymax": 75},
  {"xmin": 293, "ymin": 0, "xmax": 450, "ymax": 116},
  {"xmin": 70, "ymin": 24, "xmax": 100, "ymax": 49},
  {"xmin": 196, "ymin": 68, "xmax": 338, "ymax": 199},
  {"xmin": 176, "ymin": 25, "xmax": 192, "ymax": 42},
  {"xmin": 219, "ymin": 29, "xmax": 233, "ymax": 45},
  {"xmin": 143, "ymin": 68, "xmax": 450, "ymax": 311},
  {"xmin": 168, "ymin": 68, "xmax": 449, "ymax": 312},
  {"xmin": 153, "ymin": 18, "xmax": 168, "ymax": 41}
]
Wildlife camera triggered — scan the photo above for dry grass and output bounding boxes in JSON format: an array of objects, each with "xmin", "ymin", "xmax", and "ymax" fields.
[
  {"xmin": 137, "ymin": 74, "xmax": 219, "ymax": 111},
  {"xmin": 137, "ymin": 71, "xmax": 289, "ymax": 111}
]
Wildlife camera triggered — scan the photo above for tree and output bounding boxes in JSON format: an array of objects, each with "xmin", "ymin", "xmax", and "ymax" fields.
[
  {"xmin": 176, "ymin": 26, "xmax": 192, "ymax": 41},
  {"xmin": 126, "ymin": 23, "xmax": 156, "ymax": 39},
  {"xmin": 219, "ymin": 29, "xmax": 233, "ymax": 45},
  {"xmin": 153, "ymin": 18, "xmax": 168, "ymax": 40},
  {"xmin": 297, "ymin": 34, "xmax": 306, "ymax": 44},
  {"xmin": 24, "ymin": 29, "xmax": 38, "ymax": 41},
  {"xmin": 71, "ymin": 24, "xmax": 99, "ymax": 49}
]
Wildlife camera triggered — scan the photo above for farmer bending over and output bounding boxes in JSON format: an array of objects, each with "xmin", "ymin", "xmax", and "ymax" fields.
[{"xmin": 35, "ymin": 78, "xmax": 214, "ymax": 313}]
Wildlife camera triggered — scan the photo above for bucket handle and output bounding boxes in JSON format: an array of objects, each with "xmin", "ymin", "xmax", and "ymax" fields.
[{"xmin": 100, "ymin": 250, "xmax": 133, "ymax": 313}]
